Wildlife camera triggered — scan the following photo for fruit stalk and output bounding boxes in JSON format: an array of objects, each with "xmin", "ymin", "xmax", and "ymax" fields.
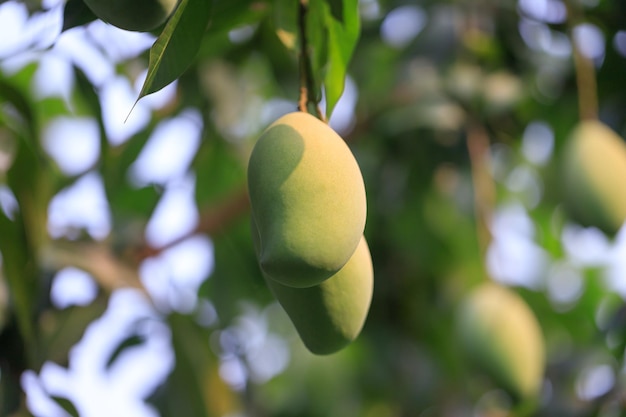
[{"xmin": 297, "ymin": 0, "xmax": 325, "ymax": 120}]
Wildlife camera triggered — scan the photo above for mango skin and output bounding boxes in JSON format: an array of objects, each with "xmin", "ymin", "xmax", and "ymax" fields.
[
  {"xmin": 457, "ymin": 283, "xmax": 545, "ymax": 400},
  {"xmin": 247, "ymin": 112, "xmax": 367, "ymax": 288},
  {"xmin": 562, "ymin": 120, "xmax": 626, "ymax": 235},
  {"xmin": 83, "ymin": 0, "xmax": 178, "ymax": 32},
  {"xmin": 253, "ymin": 217, "xmax": 373, "ymax": 355}
]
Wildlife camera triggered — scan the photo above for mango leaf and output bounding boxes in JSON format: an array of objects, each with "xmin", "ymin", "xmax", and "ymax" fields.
[
  {"xmin": 272, "ymin": 0, "xmax": 298, "ymax": 52},
  {"xmin": 50, "ymin": 396, "xmax": 79, "ymax": 417},
  {"xmin": 305, "ymin": 0, "xmax": 328, "ymax": 104},
  {"xmin": 208, "ymin": 0, "xmax": 267, "ymax": 35},
  {"xmin": 325, "ymin": 0, "xmax": 344, "ymax": 22},
  {"xmin": 72, "ymin": 64, "xmax": 104, "ymax": 122},
  {"xmin": 0, "ymin": 73, "xmax": 48, "ymax": 368},
  {"xmin": 0, "ymin": 212, "xmax": 37, "ymax": 351},
  {"xmin": 196, "ymin": 0, "xmax": 268, "ymax": 61},
  {"xmin": 323, "ymin": 0, "xmax": 360, "ymax": 118},
  {"xmin": 40, "ymin": 299, "xmax": 108, "ymax": 366},
  {"xmin": 193, "ymin": 137, "xmax": 246, "ymax": 207},
  {"xmin": 0, "ymin": 72, "xmax": 39, "ymax": 152},
  {"xmin": 109, "ymin": 185, "xmax": 162, "ymax": 218},
  {"xmin": 62, "ymin": 0, "xmax": 97, "ymax": 32},
  {"xmin": 137, "ymin": 0, "xmax": 212, "ymax": 101},
  {"xmin": 302, "ymin": 0, "xmax": 360, "ymax": 117},
  {"xmin": 148, "ymin": 313, "xmax": 240, "ymax": 417},
  {"xmin": 106, "ymin": 334, "xmax": 146, "ymax": 369},
  {"xmin": 0, "ymin": 321, "xmax": 28, "ymax": 415},
  {"xmin": 2, "ymin": 136, "xmax": 51, "ymax": 354},
  {"xmin": 200, "ymin": 215, "xmax": 271, "ymax": 324},
  {"xmin": 7, "ymin": 130, "xmax": 53, "ymax": 250}
]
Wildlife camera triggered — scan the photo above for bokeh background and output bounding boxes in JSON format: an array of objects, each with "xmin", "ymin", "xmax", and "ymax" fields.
[{"xmin": 1, "ymin": 0, "xmax": 626, "ymax": 416}]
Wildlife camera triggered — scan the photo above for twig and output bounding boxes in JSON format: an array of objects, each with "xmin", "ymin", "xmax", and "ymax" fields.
[
  {"xmin": 133, "ymin": 187, "xmax": 251, "ymax": 261},
  {"xmin": 39, "ymin": 187, "xmax": 250, "ymax": 306},
  {"xmin": 466, "ymin": 121, "xmax": 496, "ymax": 265},
  {"xmin": 565, "ymin": 0, "xmax": 598, "ymax": 121},
  {"xmin": 41, "ymin": 241, "xmax": 147, "ymax": 295}
]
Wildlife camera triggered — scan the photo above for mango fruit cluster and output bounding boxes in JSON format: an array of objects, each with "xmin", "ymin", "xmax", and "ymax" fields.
[
  {"xmin": 82, "ymin": 0, "xmax": 179, "ymax": 32},
  {"xmin": 561, "ymin": 120, "xmax": 626, "ymax": 235},
  {"xmin": 457, "ymin": 282, "xmax": 545, "ymax": 401},
  {"xmin": 248, "ymin": 112, "xmax": 372, "ymax": 355}
]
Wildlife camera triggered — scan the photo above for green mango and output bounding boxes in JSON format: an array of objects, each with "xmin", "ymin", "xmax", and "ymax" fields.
[
  {"xmin": 83, "ymin": 0, "xmax": 179, "ymax": 31},
  {"xmin": 457, "ymin": 282, "xmax": 545, "ymax": 400},
  {"xmin": 562, "ymin": 120, "xmax": 626, "ymax": 235},
  {"xmin": 254, "ymin": 218, "xmax": 373, "ymax": 355},
  {"xmin": 247, "ymin": 112, "xmax": 367, "ymax": 288}
]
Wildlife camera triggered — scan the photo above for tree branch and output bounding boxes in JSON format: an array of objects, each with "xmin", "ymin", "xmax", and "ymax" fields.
[
  {"xmin": 39, "ymin": 188, "xmax": 251, "ymax": 301},
  {"xmin": 41, "ymin": 241, "xmax": 147, "ymax": 295},
  {"xmin": 466, "ymin": 121, "xmax": 496, "ymax": 267},
  {"xmin": 133, "ymin": 187, "xmax": 251, "ymax": 261},
  {"xmin": 566, "ymin": 0, "xmax": 599, "ymax": 121}
]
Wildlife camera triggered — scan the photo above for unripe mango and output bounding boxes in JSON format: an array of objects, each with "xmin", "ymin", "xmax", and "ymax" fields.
[
  {"xmin": 83, "ymin": 0, "xmax": 178, "ymax": 32},
  {"xmin": 247, "ymin": 112, "xmax": 367, "ymax": 288},
  {"xmin": 561, "ymin": 120, "xmax": 626, "ymax": 235},
  {"xmin": 457, "ymin": 282, "xmax": 545, "ymax": 400},
  {"xmin": 263, "ymin": 234, "xmax": 374, "ymax": 355}
]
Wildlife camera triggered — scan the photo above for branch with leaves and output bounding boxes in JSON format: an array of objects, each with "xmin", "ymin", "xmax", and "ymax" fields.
[{"xmin": 293, "ymin": 0, "xmax": 360, "ymax": 122}]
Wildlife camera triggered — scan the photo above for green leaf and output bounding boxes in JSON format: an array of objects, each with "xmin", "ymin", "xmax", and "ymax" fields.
[
  {"xmin": 62, "ymin": 0, "xmax": 97, "ymax": 32},
  {"xmin": 7, "ymin": 131, "xmax": 53, "ymax": 251},
  {"xmin": 137, "ymin": 0, "xmax": 213, "ymax": 101},
  {"xmin": 272, "ymin": 0, "xmax": 298, "ymax": 52},
  {"xmin": 50, "ymin": 396, "xmax": 80, "ymax": 417},
  {"xmin": 149, "ymin": 313, "xmax": 239, "ymax": 417},
  {"xmin": 302, "ymin": 0, "xmax": 360, "ymax": 117},
  {"xmin": 0, "ymin": 212, "xmax": 37, "ymax": 353},
  {"xmin": 193, "ymin": 137, "xmax": 246, "ymax": 208},
  {"xmin": 72, "ymin": 64, "xmax": 104, "ymax": 121},
  {"xmin": 109, "ymin": 185, "xmax": 162, "ymax": 218},
  {"xmin": 40, "ymin": 299, "xmax": 108, "ymax": 366},
  {"xmin": 208, "ymin": 0, "xmax": 267, "ymax": 35},
  {"xmin": 325, "ymin": 0, "xmax": 344, "ymax": 23},
  {"xmin": 197, "ymin": 0, "xmax": 268, "ymax": 61},
  {"xmin": 305, "ymin": 0, "xmax": 328, "ymax": 104},
  {"xmin": 106, "ymin": 334, "xmax": 146, "ymax": 369},
  {"xmin": 0, "ymin": 321, "xmax": 28, "ymax": 415},
  {"xmin": 1, "ymin": 137, "xmax": 52, "ymax": 355},
  {"xmin": 0, "ymin": 72, "xmax": 38, "ymax": 148},
  {"xmin": 323, "ymin": 0, "xmax": 360, "ymax": 117},
  {"xmin": 200, "ymin": 216, "xmax": 271, "ymax": 323}
]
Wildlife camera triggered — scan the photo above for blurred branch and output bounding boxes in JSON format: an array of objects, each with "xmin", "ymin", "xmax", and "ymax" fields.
[
  {"xmin": 566, "ymin": 0, "xmax": 598, "ymax": 121},
  {"xmin": 572, "ymin": 48, "xmax": 598, "ymax": 120},
  {"xmin": 134, "ymin": 187, "xmax": 251, "ymax": 261},
  {"xmin": 38, "ymin": 187, "xmax": 250, "ymax": 298},
  {"xmin": 41, "ymin": 241, "xmax": 147, "ymax": 295},
  {"xmin": 466, "ymin": 121, "xmax": 496, "ymax": 267}
]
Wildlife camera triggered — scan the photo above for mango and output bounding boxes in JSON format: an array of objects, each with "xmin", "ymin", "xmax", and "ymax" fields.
[
  {"xmin": 253, "ymin": 217, "xmax": 373, "ymax": 355},
  {"xmin": 83, "ymin": 0, "xmax": 179, "ymax": 32},
  {"xmin": 457, "ymin": 282, "xmax": 545, "ymax": 400},
  {"xmin": 561, "ymin": 120, "xmax": 626, "ymax": 235},
  {"xmin": 247, "ymin": 112, "xmax": 367, "ymax": 288}
]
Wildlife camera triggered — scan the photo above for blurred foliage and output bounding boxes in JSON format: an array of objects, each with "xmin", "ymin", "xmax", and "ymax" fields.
[{"xmin": 0, "ymin": 0, "xmax": 626, "ymax": 416}]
